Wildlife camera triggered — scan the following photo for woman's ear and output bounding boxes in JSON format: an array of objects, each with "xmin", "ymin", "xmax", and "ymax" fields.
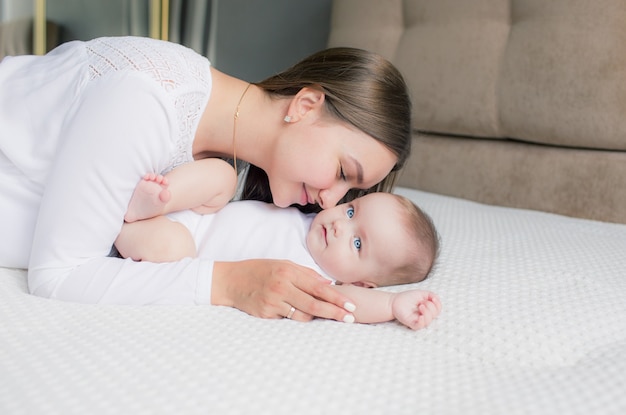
[{"xmin": 286, "ymin": 87, "xmax": 325, "ymax": 123}]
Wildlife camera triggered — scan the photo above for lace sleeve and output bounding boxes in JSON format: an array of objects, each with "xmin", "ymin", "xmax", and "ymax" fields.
[{"xmin": 85, "ymin": 37, "xmax": 212, "ymax": 172}]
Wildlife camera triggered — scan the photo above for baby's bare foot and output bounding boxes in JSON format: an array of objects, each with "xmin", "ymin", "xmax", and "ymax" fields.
[{"xmin": 124, "ymin": 173, "xmax": 171, "ymax": 222}]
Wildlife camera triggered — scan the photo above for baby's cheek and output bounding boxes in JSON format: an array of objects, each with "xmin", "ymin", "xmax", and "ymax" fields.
[
  {"xmin": 315, "ymin": 252, "xmax": 339, "ymax": 278},
  {"xmin": 326, "ymin": 256, "xmax": 351, "ymax": 282}
]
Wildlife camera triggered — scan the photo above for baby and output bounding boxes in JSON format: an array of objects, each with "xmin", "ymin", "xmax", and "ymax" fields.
[{"xmin": 116, "ymin": 161, "xmax": 441, "ymax": 330}]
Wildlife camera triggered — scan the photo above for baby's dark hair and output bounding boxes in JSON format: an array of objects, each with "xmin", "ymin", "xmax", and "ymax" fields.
[{"xmin": 382, "ymin": 195, "xmax": 440, "ymax": 286}]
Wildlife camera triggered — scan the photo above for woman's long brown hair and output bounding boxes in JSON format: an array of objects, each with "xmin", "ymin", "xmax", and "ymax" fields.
[{"xmin": 241, "ymin": 47, "xmax": 412, "ymax": 212}]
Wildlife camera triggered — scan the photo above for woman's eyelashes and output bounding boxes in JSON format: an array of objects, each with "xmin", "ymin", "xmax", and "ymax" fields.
[{"xmin": 339, "ymin": 165, "xmax": 347, "ymax": 181}]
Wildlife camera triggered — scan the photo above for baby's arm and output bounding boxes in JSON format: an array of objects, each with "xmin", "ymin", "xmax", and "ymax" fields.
[
  {"xmin": 125, "ymin": 158, "xmax": 237, "ymax": 222},
  {"xmin": 331, "ymin": 285, "xmax": 442, "ymax": 330}
]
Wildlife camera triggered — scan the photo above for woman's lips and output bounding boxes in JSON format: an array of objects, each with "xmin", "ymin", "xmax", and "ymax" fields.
[
  {"xmin": 300, "ymin": 186, "xmax": 316, "ymax": 206},
  {"xmin": 300, "ymin": 186, "xmax": 308, "ymax": 205}
]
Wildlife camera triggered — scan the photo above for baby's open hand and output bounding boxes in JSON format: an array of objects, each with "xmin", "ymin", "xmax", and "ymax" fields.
[{"xmin": 391, "ymin": 290, "xmax": 442, "ymax": 330}]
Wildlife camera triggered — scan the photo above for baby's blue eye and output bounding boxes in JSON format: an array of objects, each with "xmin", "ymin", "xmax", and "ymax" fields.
[
  {"xmin": 353, "ymin": 237, "xmax": 361, "ymax": 250},
  {"xmin": 346, "ymin": 207, "xmax": 355, "ymax": 218}
]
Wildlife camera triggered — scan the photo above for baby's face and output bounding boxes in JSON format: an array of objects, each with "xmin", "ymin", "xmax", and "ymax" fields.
[{"xmin": 306, "ymin": 192, "xmax": 413, "ymax": 286}]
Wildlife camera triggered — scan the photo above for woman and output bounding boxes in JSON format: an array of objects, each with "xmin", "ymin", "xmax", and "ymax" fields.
[{"xmin": 0, "ymin": 36, "xmax": 411, "ymax": 323}]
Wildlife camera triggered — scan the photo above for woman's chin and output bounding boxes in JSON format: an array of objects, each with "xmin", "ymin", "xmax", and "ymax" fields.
[{"xmin": 273, "ymin": 198, "xmax": 293, "ymax": 208}]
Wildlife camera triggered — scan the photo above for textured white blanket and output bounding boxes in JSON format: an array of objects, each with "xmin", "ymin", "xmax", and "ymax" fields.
[{"xmin": 1, "ymin": 188, "xmax": 625, "ymax": 414}]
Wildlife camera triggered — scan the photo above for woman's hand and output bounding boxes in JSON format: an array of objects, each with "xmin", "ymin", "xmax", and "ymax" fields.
[
  {"xmin": 391, "ymin": 290, "xmax": 442, "ymax": 330},
  {"xmin": 211, "ymin": 259, "xmax": 356, "ymax": 322}
]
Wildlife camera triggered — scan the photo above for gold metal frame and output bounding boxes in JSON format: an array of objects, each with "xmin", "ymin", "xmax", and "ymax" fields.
[
  {"xmin": 34, "ymin": 0, "xmax": 46, "ymax": 55},
  {"xmin": 149, "ymin": 0, "xmax": 170, "ymax": 40},
  {"xmin": 33, "ymin": 0, "xmax": 169, "ymax": 55}
]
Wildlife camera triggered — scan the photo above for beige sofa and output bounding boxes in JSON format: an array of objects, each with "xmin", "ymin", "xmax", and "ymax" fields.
[{"xmin": 329, "ymin": 0, "xmax": 626, "ymax": 224}]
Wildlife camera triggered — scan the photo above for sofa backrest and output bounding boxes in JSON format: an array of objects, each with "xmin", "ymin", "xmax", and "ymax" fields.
[{"xmin": 328, "ymin": 0, "xmax": 626, "ymax": 152}]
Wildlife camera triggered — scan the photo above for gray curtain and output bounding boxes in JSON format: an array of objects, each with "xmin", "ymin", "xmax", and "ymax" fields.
[
  {"xmin": 0, "ymin": 0, "xmax": 212, "ymax": 56},
  {"xmin": 126, "ymin": 0, "xmax": 150, "ymax": 37},
  {"xmin": 4, "ymin": 0, "xmax": 212, "ymax": 53},
  {"xmin": 168, "ymin": 0, "xmax": 212, "ymax": 56}
]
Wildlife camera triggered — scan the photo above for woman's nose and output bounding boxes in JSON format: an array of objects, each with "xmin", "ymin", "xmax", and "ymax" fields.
[{"xmin": 318, "ymin": 183, "xmax": 350, "ymax": 209}]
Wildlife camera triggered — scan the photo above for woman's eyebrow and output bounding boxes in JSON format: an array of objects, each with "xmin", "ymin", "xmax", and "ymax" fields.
[{"xmin": 347, "ymin": 156, "xmax": 364, "ymax": 185}]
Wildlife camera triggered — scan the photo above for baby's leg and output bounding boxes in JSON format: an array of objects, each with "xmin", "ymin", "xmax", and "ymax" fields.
[
  {"xmin": 124, "ymin": 173, "xmax": 171, "ymax": 223},
  {"xmin": 115, "ymin": 216, "xmax": 196, "ymax": 262},
  {"xmin": 165, "ymin": 158, "xmax": 238, "ymax": 215},
  {"xmin": 125, "ymin": 159, "xmax": 237, "ymax": 223}
]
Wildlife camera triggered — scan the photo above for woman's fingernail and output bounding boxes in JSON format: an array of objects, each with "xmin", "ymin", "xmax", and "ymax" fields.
[
  {"xmin": 343, "ymin": 314, "xmax": 355, "ymax": 324},
  {"xmin": 344, "ymin": 302, "xmax": 356, "ymax": 312}
]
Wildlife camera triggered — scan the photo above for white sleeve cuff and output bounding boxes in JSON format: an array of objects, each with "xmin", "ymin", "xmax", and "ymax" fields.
[{"xmin": 195, "ymin": 259, "xmax": 214, "ymax": 305}]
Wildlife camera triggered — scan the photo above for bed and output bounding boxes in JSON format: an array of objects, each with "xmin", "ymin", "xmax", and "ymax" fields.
[
  {"xmin": 3, "ymin": 0, "xmax": 626, "ymax": 413},
  {"xmin": 1, "ymin": 187, "xmax": 625, "ymax": 414}
]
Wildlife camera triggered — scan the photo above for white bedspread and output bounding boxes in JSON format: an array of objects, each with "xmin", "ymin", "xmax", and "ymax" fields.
[{"xmin": 1, "ymin": 188, "xmax": 625, "ymax": 414}]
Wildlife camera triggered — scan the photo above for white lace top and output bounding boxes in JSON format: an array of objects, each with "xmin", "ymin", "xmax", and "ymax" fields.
[
  {"xmin": 0, "ymin": 37, "xmax": 216, "ymax": 304},
  {"xmin": 86, "ymin": 37, "xmax": 212, "ymax": 172}
]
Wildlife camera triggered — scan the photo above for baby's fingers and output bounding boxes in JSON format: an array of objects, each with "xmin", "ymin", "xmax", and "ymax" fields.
[
  {"xmin": 428, "ymin": 293, "xmax": 443, "ymax": 313},
  {"xmin": 410, "ymin": 303, "xmax": 437, "ymax": 330},
  {"xmin": 420, "ymin": 298, "xmax": 441, "ymax": 319}
]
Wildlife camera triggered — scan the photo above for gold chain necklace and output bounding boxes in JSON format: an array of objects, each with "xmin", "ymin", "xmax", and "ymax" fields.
[{"xmin": 232, "ymin": 83, "xmax": 251, "ymax": 175}]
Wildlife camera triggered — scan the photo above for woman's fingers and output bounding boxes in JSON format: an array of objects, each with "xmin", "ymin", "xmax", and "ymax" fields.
[
  {"xmin": 290, "ymin": 269, "xmax": 356, "ymax": 322},
  {"xmin": 211, "ymin": 259, "xmax": 355, "ymax": 322},
  {"xmin": 284, "ymin": 305, "xmax": 313, "ymax": 322},
  {"xmin": 284, "ymin": 283, "xmax": 355, "ymax": 323}
]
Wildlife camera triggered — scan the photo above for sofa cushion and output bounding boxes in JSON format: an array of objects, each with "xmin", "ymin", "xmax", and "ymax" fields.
[{"xmin": 329, "ymin": 0, "xmax": 626, "ymax": 151}]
